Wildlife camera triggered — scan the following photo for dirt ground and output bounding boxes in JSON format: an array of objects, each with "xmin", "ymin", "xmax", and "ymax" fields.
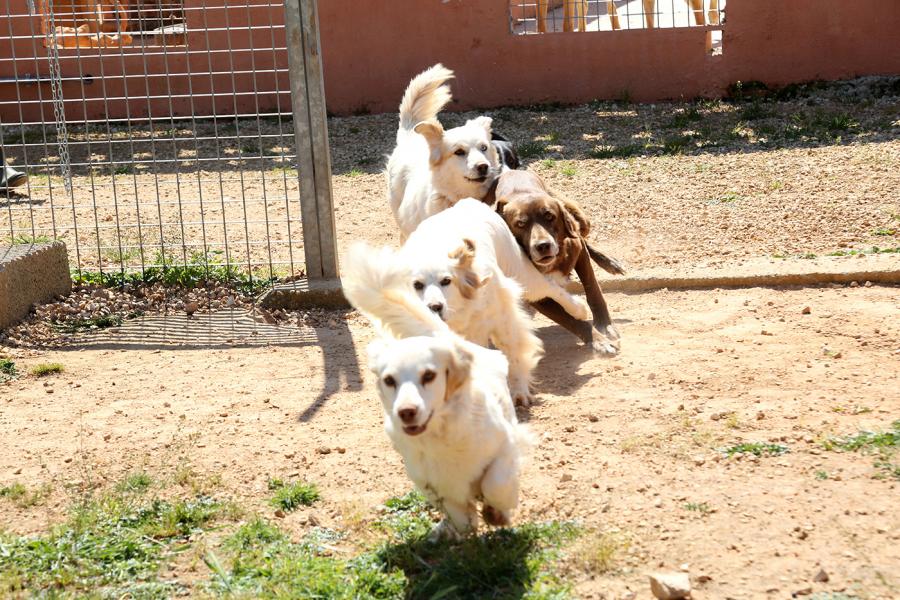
[
  {"xmin": 2, "ymin": 77, "xmax": 899, "ymax": 598},
  {"xmin": 2, "ymin": 282, "xmax": 899, "ymax": 599}
]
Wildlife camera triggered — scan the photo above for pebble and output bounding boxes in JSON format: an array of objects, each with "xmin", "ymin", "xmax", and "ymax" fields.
[
  {"xmin": 801, "ymin": 306, "xmax": 811, "ymax": 315},
  {"xmin": 560, "ymin": 473, "xmax": 573, "ymax": 483},
  {"xmin": 794, "ymin": 587, "xmax": 813, "ymax": 596},
  {"xmin": 812, "ymin": 569, "xmax": 829, "ymax": 583},
  {"xmin": 648, "ymin": 571, "xmax": 691, "ymax": 600},
  {"xmin": 316, "ymin": 446, "xmax": 332, "ymax": 455}
]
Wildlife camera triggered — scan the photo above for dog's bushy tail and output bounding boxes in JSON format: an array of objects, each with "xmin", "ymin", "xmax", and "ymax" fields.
[
  {"xmin": 398, "ymin": 63, "xmax": 454, "ymax": 135},
  {"xmin": 342, "ymin": 242, "xmax": 448, "ymax": 339}
]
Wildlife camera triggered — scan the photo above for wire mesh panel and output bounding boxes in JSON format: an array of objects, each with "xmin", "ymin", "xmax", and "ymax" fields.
[
  {"xmin": 510, "ymin": 0, "xmax": 724, "ymax": 33},
  {"xmin": 0, "ymin": 0, "xmax": 304, "ymax": 285}
]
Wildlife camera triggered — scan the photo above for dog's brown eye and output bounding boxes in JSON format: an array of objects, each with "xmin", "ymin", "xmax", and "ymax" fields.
[
  {"xmin": 545, "ymin": 212, "xmax": 556, "ymax": 222},
  {"xmin": 421, "ymin": 370, "xmax": 436, "ymax": 385},
  {"xmin": 515, "ymin": 220, "xmax": 527, "ymax": 228},
  {"xmin": 479, "ymin": 144, "xmax": 487, "ymax": 151},
  {"xmin": 440, "ymin": 276, "xmax": 452, "ymax": 286},
  {"xmin": 383, "ymin": 375, "xmax": 396, "ymax": 387},
  {"xmin": 454, "ymin": 148, "xmax": 465, "ymax": 156},
  {"xmin": 413, "ymin": 281, "xmax": 424, "ymax": 291}
]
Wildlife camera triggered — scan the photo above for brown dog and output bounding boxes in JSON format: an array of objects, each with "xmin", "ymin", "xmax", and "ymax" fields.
[{"xmin": 494, "ymin": 170, "xmax": 623, "ymax": 355}]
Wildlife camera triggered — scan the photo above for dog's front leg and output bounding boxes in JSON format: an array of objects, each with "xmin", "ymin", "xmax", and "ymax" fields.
[
  {"xmin": 573, "ymin": 239, "xmax": 620, "ymax": 352},
  {"xmin": 532, "ymin": 299, "xmax": 618, "ymax": 355},
  {"xmin": 480, "ymin": 449, "xmax": 520, "ymax": 528}
]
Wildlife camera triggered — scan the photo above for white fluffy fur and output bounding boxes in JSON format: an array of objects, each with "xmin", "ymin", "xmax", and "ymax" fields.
[
  {"xmin": 341, "ymin": 242, "xmax": 532, "ymax": 538},
  {"xmin": 387, "ymin": 64, "xmax": 502, "ymax": 240},
  {"xmin": 398, "ymin": 199, "xmax": 591, "ymax": 405}
]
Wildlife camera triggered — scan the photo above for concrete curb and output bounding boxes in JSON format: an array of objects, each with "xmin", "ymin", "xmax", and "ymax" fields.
[
  {"xmin": 257, "ymin": 256, "xmax": 900, "ymax": 310},
  {"xmin": 597, "ymin": 266, "xmax": 900, "ymax": 293}
]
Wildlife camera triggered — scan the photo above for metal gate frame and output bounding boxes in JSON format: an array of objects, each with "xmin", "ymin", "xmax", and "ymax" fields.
[{"xmin": 284, "ymin": 0, "xmax": 337, "ymax": 281}]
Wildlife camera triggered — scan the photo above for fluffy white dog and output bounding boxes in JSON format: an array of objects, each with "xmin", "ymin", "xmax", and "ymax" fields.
[
  {"xmin": 387, "ymin": 63, "xmax": 502, "ymax": 240},
  {"xmin": 341, "ymin": 243, "xmax": 532, "ymax": 539},
  {"xmin": 398, "ymin": 198, "xmax": 590, "ymax": 406}
]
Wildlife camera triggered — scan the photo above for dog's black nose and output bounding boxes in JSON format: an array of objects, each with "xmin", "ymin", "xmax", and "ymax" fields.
[
  {"xmin": 476, "ymin": 163, "xmax": 489, "ymax": 176},
  {"xmin": 398, "ymin": 407, "xmax": 418, "ymax": 424},
  {"xmin": 535, "ymin": 241, "xmax": 551, "ymax": 254},
  {"xmin": 428, "ymin": 302, "xmax": 444, "ymax": 315}
]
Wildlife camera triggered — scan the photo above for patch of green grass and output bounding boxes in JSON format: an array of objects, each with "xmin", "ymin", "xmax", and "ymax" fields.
[
  {"xmin": 72, "ymin": 249, "xmax": 276, "ymax": 294},
  {"xmin": 721, "ymin": 442, "xmax": 789, "ymax": 457},
  {"xmin": 347, "ymin": 168, "xmax": 364, "ymax": 178},
  {"xmin": 815, "ymin": 470, "xmax": 830, "ymax": 480},
  {"xmin": 0, "ymin": 358, "xmax": 17, "ymax": 382},
  {"xmin": 661, "ymin": 134, "xmax": 694, "ymax": 155},
  {"xmin": 669, "ymin": 105, "xmax": 703, "ymax": 128},
  {"xmin": 518, "ymin": 140, "xmax": 549, "ymax": 159},
  {"xmin": 207, "ymin": 518, "xmax": 405, "ymax": 598},
  {"xmin": 541, "ymin": 158, "xmax": 557, "ymax": 168},
  {"xmin": 9, "ymin": 234, "xmax": 52, "ymax": 245},
  {"xmin": 55, "ymin": 314, "xmax": 124, "ymax": 333},
  {"xmin": 683, "ymin": 502, "xmax": 712, "ymax": 514},
  {"xmin": 740, "ymin": 101, "xmax": 776, "ymax": 121},
  {"xmin": 822, "ymin": 421, "xmax": 900, "ymax": 453},
  {"xmin": 116, "ymin": 472, "xmax": 154, "ymax": 495},
  {"xmin": 560, "ymin": 165, "xmax": 577, "ymax": 178},
  {"xmin": 268, "ymin": 479, "xmax": 320, "ymax": 512},
  {"xmin": 30, "ymin": 362, "xmax": 64, "ymax": 377},
  {"xmin": 825, "ymin": 246, "xmax": 900, "ymax": 257},
  {"xmin": 822, "ymin": 420, "xmax": 900, "ymax": 480},
  {"xmin": 0, "ymin": 480, "xmax": 233, "ymax": 596},
  {"xmin": 589, "ymin": 143, "xmax": 644, "ymax": 159},
  {"xmin": 872, "ymin": 228, "xmax": 896, "ymax": 236}
]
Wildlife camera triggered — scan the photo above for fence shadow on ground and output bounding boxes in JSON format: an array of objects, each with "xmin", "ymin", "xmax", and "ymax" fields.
[{"xmin": 48, "ymin": 309, "xmax": 362, "ymax": 420}]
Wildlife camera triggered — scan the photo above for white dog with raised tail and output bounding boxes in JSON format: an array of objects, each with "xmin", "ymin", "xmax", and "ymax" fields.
[
  {"xmin": 341, "ymin": 243, "xmax": 533, "ymax": 539},
  {"xmin": 387, "ymin": 63, "xmax": 502, "ymax": 240}
]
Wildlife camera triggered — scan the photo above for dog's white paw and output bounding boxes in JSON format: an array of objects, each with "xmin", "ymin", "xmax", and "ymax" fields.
[
  {"xmin": 428, "ymin": 519, "xmax": 463, "ymax": 543},
  {"xmin": 510, "ymin": 380, "xmax": 532, "ymax": 408},
  {"xmin": 591, "ymin": 327, "xmax": 620, "ymax": 356},
  {"xmin": 482, "ymin": 504, "xmax": 511, "ymax": 527}
]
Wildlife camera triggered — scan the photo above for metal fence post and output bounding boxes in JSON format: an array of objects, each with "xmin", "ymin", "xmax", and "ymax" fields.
[{"xmin": 284, "ymin": 0, "xmax": 338, "ymax": 281}]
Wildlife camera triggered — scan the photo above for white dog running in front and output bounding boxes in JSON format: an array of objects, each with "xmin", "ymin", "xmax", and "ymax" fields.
[
  {"xmin": 387, "ymin": 63, "xmax": 501, "ymax": 240},
  {"xmin": 399, "ymin": 198, "xmax": 590, "ymax": 406},
  {"xmin": 341, "ymin": 243, "xmax": 532, "ymax": 539}
]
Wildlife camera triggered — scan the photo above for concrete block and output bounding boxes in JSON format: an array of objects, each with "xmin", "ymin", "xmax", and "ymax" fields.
[
  {"xmin": 0, "ymin": 242, "xmax": 72, "ymax": 330},
  {"xmin": 257, "ymin": 277, "xmax": 348, "ymax": 310}
]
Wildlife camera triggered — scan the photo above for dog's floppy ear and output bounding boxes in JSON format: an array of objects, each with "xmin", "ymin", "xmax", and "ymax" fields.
[
  {"xmin": 366, "ymin": 339, "xmax": 388, "ymax": 376},
  {"xmin": 414, "ymin": 119, "xmax": 444, "ymax": 165},
  {"xmin": 495, "ymin": 198, "xmax": 508, "ymax": 217},
  {"xmin": 552, "ymin": 196, "xmax": 582, "ymax": 239},
  {"xmin": 443, "ymin": 340, "xmax": 473, "ymax": 403},
  {"xmin": 559, "ymin": 196, "xmax": 591, "ymax": 238},
  {"xmin": 469, "ymin": 115, "xmax": 493, "ymax": 136},
  {"xmin": 449, "ymin": 238, "xmax": 487, "ymax": 299}
]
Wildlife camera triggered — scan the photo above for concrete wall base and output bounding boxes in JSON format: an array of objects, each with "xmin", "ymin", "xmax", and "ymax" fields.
[{"xmin": 0, "ymin": 242, "xmax": 72, "ymax": 331}]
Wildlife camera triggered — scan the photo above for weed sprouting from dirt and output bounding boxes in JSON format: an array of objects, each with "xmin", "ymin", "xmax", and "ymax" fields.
[
  {"xmin": 721, "ymin": 442, "xmax": 789, "ymax": 457},
  {"xmin": 518, "ymin": 140, "xmax": 549, "ymax": 159},
  {"xmin": 684, "ymin": 502, "xmax": 712, "ymax": 514},
  {"xmin": 55, "ymin": 314, "xmax": 124, "ymax": 333},
  {"xmin": 116, "ymin": 472, "xmax": 154, "ymax": 495},
  {"xmin": 30, "ymin": 362, "xmax": 64, "ymax": 377},
  {"xmin": 823, "ymin": 421, "xmax": 900, "ymax": 480},
  {"xmin": 268, "ymin": 479, "xmax": 320, "ymax": 512},
  {"xmin": 0, "ymin": 358, "xmax": 17, "ymax": 382},
  {"xmin": 0, "ymin": 482, "xmax": 52, "ymax": 509},
  {"xmin": 589, "ymin": 143, "xmax": 645, "ymax": 159},
  {"xmin": 568, "ymin": 530, "xmax": 629, "ymax": 575},
  {"xmin": 815, "ymin": 470, "xmax": 830, "ymax": 480},
  {"xmin": 560, "ymin": 165, "xmax": 577, "ymax": 178}
]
